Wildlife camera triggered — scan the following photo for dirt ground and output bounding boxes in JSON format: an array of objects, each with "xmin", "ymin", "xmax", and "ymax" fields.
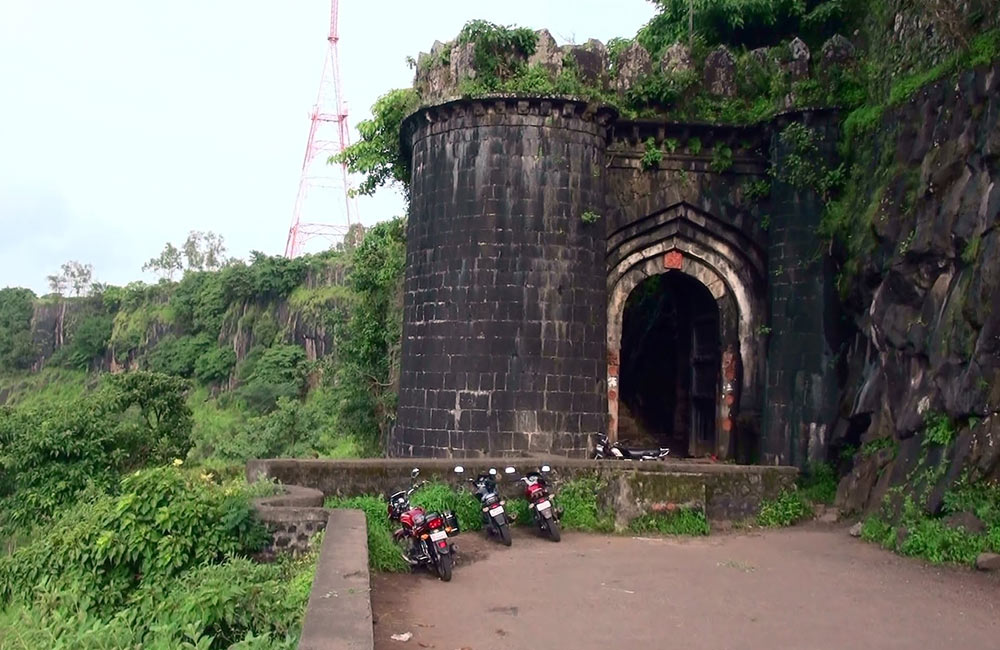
[{"xmin": 371, "ymin": 523, "xmax": 1000, "ymax": 650}]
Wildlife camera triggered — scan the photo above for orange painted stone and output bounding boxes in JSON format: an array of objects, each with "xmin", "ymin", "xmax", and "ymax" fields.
[{"xmin": 664, "ymin": 250, "xmax": 683, "ymax": 269}]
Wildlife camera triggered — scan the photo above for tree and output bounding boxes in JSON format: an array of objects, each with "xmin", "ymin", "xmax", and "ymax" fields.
[
  {"xmin": 331, "ymin": 88, "xmax": 420, "ymax": 197},
  {"xmin": 45, "ymin": 261, "xmax": 93, "ymax": 297},
  {"xmin": 0, "ymin": 287, "xmax": 37, "ymax": 369},
  {"xmin": 182, "ymin": 231, "xmax": 227, "ymax": 271},
  {"xmin": 143, "ymin": 242, "xmax": 183, "ymax": 280},
  {"xmin": 62, "ymin": 261, "xmax": 93, "ymax": 296},
  {"xmin": 46, "ymin": 273, "xmax": 67, "ymax": 296}
]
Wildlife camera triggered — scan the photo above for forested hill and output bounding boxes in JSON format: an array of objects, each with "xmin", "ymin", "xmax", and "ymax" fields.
[{"xmin": 0, "ymin": 218, "xmax": 405, "ymax": 467}]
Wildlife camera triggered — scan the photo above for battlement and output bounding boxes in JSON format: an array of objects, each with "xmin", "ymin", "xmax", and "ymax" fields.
[{"xmin": 412, "ymin": 28, "xmax": 856, "ymax": 113}]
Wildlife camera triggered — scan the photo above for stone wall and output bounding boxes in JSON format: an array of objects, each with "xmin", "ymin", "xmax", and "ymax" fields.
[
  {"xmin": 252, "ymin": 485, "xmax": 329, "ymax": 560},
  {"xmin": 603, "ymin": 119, "xmax": 772, "ymax": 459},
  {"xmin": 762, "ymin": 110, "xmax": 843, "ymax": 466},
  {"xmin": 394, "ymin": 97, "xmax": 615, "ymax": 458},
  {"xmin": 247, "ymin": 457, "xmax": 797, "ymax": 523}
]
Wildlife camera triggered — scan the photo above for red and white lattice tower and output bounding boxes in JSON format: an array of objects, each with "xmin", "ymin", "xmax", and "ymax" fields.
[{"xmin": 284, "ymin": 0, "xmax": 358, "ymax": 258}]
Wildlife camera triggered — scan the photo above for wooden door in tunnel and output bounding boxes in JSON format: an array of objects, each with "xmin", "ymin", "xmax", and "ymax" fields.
[{"xmin": 618, "ymin": 271, "xmax": 720, "ymax": 457}]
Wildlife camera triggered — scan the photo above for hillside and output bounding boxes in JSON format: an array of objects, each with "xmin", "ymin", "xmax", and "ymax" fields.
[{"xmin": 0, "ymin": 218, "xmax": 405, "ymax": 470}]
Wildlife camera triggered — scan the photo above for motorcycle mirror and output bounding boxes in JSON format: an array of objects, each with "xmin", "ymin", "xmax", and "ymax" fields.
[
  {"xmin": 454, "ymin": 466, "xmax": 464, "ymax": 474},
  {"xmin": 489, "ymin": 468, "xmax": 497, "ymax": 476},
  {"xmin": 411, "ymin": 468, "xmax": 420, "ymax": 479},
  {"xmin": 541, "ymin": 465, "xmax": 551, "ymax": 472},
  {"xmin": 504, "ymin": 466, "xmax": 516, "ymax": 474}
]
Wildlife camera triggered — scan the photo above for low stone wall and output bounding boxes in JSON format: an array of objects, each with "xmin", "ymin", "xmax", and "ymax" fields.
[
  {"xmin": 247, "ymin": 458, "xmax": 796, "ymax": 524},
  {"xmin": 253, "ymin": 485, "xmax": 330, "ymax": 559},
  {"xmin": 298, "ymin": 509, "xmax": 373, "ymax": 650}
]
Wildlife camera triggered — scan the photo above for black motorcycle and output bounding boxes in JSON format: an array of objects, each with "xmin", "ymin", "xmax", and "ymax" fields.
[
  {"xmin": 454, "ymin": 465, "xmax": 513, "ymax": 546},
  {"xmin": 593, "ymin": 433, "xmax": 670, "ymax": 461}
]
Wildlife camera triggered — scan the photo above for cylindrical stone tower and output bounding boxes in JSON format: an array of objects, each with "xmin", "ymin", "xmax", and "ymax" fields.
[{"xmin": 393, "ymin": 97, "xmax": 615, "ymax": 458}]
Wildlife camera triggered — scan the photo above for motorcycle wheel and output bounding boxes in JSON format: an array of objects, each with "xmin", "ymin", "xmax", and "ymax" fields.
[
  {"xmin": 497, "ymin": 521, "xmax": 512, "ymax": 546},
  {"xmin": 546, "ymin": 518, "xmax": 562, "ymax": 542},
  {"xmin": 436, "ymin": 552, "xmax": 453, "ymax": 581}
]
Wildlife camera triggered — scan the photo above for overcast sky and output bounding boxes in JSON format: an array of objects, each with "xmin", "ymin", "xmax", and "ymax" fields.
[{"xmin": 0, "ymin": 0, "xmax": 656, "ymax": 294}]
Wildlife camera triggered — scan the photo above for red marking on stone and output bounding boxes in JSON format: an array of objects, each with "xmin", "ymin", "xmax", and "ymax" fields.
[
  {"xmin": 608, "ymin": 365, "xmax": 619, "ymax": 377},
  {"xmin": 725, "ymin": 394, "xmax": 735, "ymax": 406},
  {"xmin": 722, "ymin": 418, "xmax": 733, "ymax": 432},
  {"xmin": 664, "ymin": 250, "xmax": 683, "ymax": 269},
  {"xmin": 608, "ymin": 389, "xmax": 618, "ymax": 401}
]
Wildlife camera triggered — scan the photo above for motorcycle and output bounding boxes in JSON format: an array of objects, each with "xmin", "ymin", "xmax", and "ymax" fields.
[
  {"xmin": 513, "ymin": 465, "xmax": 563, "ymax": 542},
  {"xmin": 592, "ymin": 433, "xmax": 670, "ymax": 461},
  {"xmin": 454, "ymin": 465, "xmax": 514, "ymax": 546},
  {"xmin": 387, "ymin": 468, "xmax": 460, "ymax": 581}
]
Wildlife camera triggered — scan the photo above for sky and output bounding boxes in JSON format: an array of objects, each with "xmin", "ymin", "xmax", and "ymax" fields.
[{"xmin": 0, "ymin": 0, "xmax": 657, "ymax": 294}]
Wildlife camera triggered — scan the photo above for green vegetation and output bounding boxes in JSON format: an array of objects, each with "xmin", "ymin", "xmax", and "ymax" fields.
[
  {"xmin": 0, "ymin": 288, "xmax": 36, "ymax": 370},
  {"xmin": 641, "ymin": 137, "xmax": 663, "ymax": 170},
  {"xmin": 332, "ymin": 89, "xmax": 420, "ymax": 197},
  {"xmin": 581, "ymin": 210, "xmax": 602, "ymax": 224},
  {"xmin": 756, "ymin": 489, "xmax": 812, "ymax": 527},
  {"xmin": 552, "ymin": 475, "xmax": 614, "ymax": 533},
  {"xmin": 629, "ymin": 508, "xmax": 710, "ymax": 535},
  {"xmin": 324, "ymin": 495, "xmax": 409, "ymax": 573},
  {"xmin": 922, "ymin": 412, "xmax": 956, "ymax": 447},
  {"xmin": 0, "ymin": 466, "xmax": 313, "ymax": 649},
  {"xmin": 799, "ymin": 462, "xmax": 838, "ymax": 505},
  {"xmin": 858, "ymin": 412, "xmax": 1000, "ymax": 566},
  {"xmin": 860, "ymin": 436, "xmax": 897, "ymax": 458},
  {"xmin": 861, "ymin": 479, "xmax": 1000, "ymax": 566},
  {"xmin": 0, "ymin": 372, "xmax": 192, "ymax": 535}
]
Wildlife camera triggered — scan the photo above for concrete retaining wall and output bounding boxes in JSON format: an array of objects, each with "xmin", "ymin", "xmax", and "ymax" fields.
[
  {"xmin": 247, "ymin": 457, "xmax": 796, "ymax": 523},
  {"xmin": 298, "ymin": 509, "xmax": 373, "ymax": 650}
]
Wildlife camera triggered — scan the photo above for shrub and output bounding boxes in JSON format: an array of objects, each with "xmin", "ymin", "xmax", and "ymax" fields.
[
  {"xmin": 757, "ymin": 490, "xmax": 812, "ymax": 527},
  {"xmin": 0, "ymin": 465, "xmax": 269, "ymax": 611},
  {"xmin": 61, "ymin": 313, "xmax": 113, "ymax": 369},
  {"xmin": 195, "ymin": 345, "xmax": 237, "ymax": 384},
  {"xmin": 144, "ymin": 333, "xmax": 214, "ymax": 378},
  {"xmin": 0, "ymin": 536, "xmax": 315, "ymax": 650},
  {"xmin": 0, "ymin": 288, "xmax": 37, "ymax": 370},
  {"xmin": 0, "ymin": 372, "xmax": 192, "ymax": 534}
]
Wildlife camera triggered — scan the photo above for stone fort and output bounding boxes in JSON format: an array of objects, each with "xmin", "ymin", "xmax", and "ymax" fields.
[{"xmin": 391, "ymin": 33, "xmax": 848, "ymax": 466}]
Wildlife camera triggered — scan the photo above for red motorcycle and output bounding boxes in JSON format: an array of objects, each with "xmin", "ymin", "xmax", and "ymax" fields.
[
  {"xmin": 513, "ymin": 465, "xmax": 563, "ymax": 542},
  {"xmin": 387, "ymin": 468, "xmax": 460, "ymax": 581}
]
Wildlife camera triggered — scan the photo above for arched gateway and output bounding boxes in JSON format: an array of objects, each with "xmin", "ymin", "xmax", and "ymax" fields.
[{"xmin": 392, "ymin": 96, "xmax": 836, "ymax": 466}]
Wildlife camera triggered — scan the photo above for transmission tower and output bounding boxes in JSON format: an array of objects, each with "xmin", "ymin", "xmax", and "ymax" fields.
[{"xmin": 284, "ymin": 0, "xmax": 358, "ymax": 258}]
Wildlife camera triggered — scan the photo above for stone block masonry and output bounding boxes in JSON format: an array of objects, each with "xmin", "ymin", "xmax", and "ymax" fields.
[
  {"xmin": 247, "ymin": 457, "xmax": 797, "ymax": 523},
  {"xmin": 394, "ymin": 98, "xmax": 617, "ymax": 458}
]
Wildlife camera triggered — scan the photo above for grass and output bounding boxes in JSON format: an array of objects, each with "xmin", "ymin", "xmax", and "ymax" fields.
[
  {"xmin": 628, "ymin": 508, "xmax": 710, "ymax": 536},
  {"xmin": 324, "ymin": 495, "xmax": 409, "ymax": 572},
  {"xmin": 0, "ymin": 368, "xmax": 92, "ymax": 408},
  {"xmin": 556, "ymin": 476, "xmax": 614, "ymax": 533},
  {"xmin": 799, "ymin": 462, "xmax": 837, "ymax": 505}
]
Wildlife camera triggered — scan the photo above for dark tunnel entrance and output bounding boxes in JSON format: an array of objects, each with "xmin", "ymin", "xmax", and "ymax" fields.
[{"xmin": 618, "ymin": 272, "xmax": 721, "ymax": 457}]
